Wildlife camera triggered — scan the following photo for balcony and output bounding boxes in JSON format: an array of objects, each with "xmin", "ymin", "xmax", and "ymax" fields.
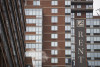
[
  {"xmin": 71, "ymin": 8, "xmax": 93, "ymax": 12},
  {"xmin": 71, "ymin": 0, "xmax": 93, "ymax": 5}
]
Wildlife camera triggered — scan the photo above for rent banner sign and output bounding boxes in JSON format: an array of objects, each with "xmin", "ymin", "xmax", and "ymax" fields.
[{"xmin": 75, "ymin": 20, "xmax": 87, "ymax": 67}]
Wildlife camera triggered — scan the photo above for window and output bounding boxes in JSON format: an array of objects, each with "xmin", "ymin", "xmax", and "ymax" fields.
[
  {"xmin": 51, "ymin": 34, "xmax": 58, "ymax": 39},
  {"xmin": 51, "ymin": 58, "xmax": 58, "ymax": 63},
  {"xmin": 65, "ymin": 26, "xmax": 71, "ymax": 31},
  {"xmin": 86, "ymin": 13, "xmax": 93, "ymax": 18},
  {"xmin": 87, "ymin": 37, "xmax": 90, "ymax": 41},
  {"xmin": 51, "ymin": 16, "xmax": 58, "ymax": 23},
  {"xmin": 25, "ymin": 9, "xmax": 42, "ymax": 16},
  {"xmin": 77, "ymin": 5, "xmax": 81, "ymax": 8},
  {"xmin": 26, "ymin": 26, "xmax": 42, "ymax": 34},
  {"xmin": 51, "ymin": 8, "xmax": 58, "ymax": 13},
  {"xmin": 25, "ymin": 35, "xmax": 42, "ymax": 42},
  {"xmin": 93, "ymin": 29, "xmax": 100, "ymax": 33},
  {"xmin": 65, "ymin": 16, "xmax": 71, "ymax": 23},
  {"xmin": 71, "ymin": 5, "xmax": 74, "ymax": 9},
  {"xmin": 51, "ymin": 50, "xmax": 58, "ymax": 55},
  {"xmin": 65, "ymin": 58, "xmax": 71, "ymax": 64},
  {"xmin": 51, "ymin": 42, "xmax": 58, "ymax": 47},
  {"xmin": 51, "ymin": 26, "xmax": 58, "ymax": 31},
  {"xmin": 26, "ymin": 43, "xmax": 42, "ymax": 49},
  {"xmin": 65, "ymin": 58, "xmax": 68, "ymax": 63},
  {"xmin": 65, "ymin": 8, "xmax": 71, "ymax": 13},
  {"xmin": 26, "ymin": 27, "xmax": 34, "ymax": 32},
  {"xmin": 65, "ymin": 34, "xmax": 71, "ymax": 39},
  {"xmin": 71, "ymin": 29, "xmax": 75, "ymax": 35},
  {"xmin": 71, "ymin": 13, "xmax": 75, "ymax": 18},
  {"xmin": 86, "ymin": 5, "xmax": 92, "ymax": 9},
  {"xmin": 86, "ymin": 29, "xmax": 90, "ymax": 33},
  {"xmin": 86, "ymin": 19, "xmax": 91, "ymax": 25},
  {"xmin": 71, "ymin": 45, "xmax": 75, "ymax": 51},
  {"xmin": 25, "ymin": 65, "xmax": 31, "ymax": 67},
  {"xmin": 77, "ymin": 13, "xmax": 81, "ymax": 16},
  {"xmin": 65, "ymin": 42, "xmax": 71, "ymax": 47},
  {"xmin": 26, "ymin": 19, "xmax": 42, "ymax": 25},
  {"xmin": 25, "ymin": 35, "xmax": 35, "ymax": 40},
  {"xmin": 65, "ymin": 50, "xmax": 71, "ymax": 55},
  {"xmin": 65, "ymin": 1, "xmax": 71, "ymax": 5},
  {"xmin": 26, "ymin": 19, "xmax": 35, "ymax": 24},
  {"xmin": 33, "ymin": 0, "xmax": 40, "ymax": 6},
  {"xmin": 51, "ymin": 1, "xmax": 58, "ymax": 5}
]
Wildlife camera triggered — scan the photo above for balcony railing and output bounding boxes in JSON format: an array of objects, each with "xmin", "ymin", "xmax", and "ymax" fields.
[
  {"xmin": 71, "ymin": 0, "xmax": 93, "ymax": 1},
  {"xmin": 71, "ymin": 0, "xmax": 93, "ymax": 5},
  {"xmin": 71, "ymin": 8, "xmax": 93, "ymax": 12}
]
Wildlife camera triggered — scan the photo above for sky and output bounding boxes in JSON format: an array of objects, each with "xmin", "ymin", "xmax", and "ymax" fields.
[{"xmin": 93, "ymin": 0, "xmax": 100, "ymax": 16}]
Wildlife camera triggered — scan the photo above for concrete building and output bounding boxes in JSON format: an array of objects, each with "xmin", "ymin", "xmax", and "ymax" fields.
[
  {"xmin": 24, "ymin": 0, "xmax": 100, "ymax": 67},
  {"xmin": 0, "ymin": 0, "xmax": 26, "ymax": 67}
]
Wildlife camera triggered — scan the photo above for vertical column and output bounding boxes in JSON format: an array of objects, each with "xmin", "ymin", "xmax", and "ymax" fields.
[{"xmin": 65, "ymin": 0, "xmax": 72, "ymax": 66}]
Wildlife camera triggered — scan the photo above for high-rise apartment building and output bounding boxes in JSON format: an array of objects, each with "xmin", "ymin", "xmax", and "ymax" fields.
[
  {"xmin": 24, "ymin": 0, "xmax": 100, "ymax": 67},
  {"xmin": 0, "ymin": 0, "xmax": 26, "ymax": 67}
]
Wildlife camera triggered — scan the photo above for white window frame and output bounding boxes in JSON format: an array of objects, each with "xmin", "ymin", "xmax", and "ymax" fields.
[
  {"xmin": 77, "ymin": 13, "xmax": 81, "ymax": 16},
  {"xmin": 51, "ymin": 16, "xmax": 58, "ymax": 23},
  {"xmin": 33, "ymin": 0, "xmax": 40, "ymax": 6},
  {"xmin": 77, "ymin": 5, "xmax": 81, "ymax": 8},
  {"xmin": 51, "ymin": 58, "xmax": 58, "ymax": 63},
  {"xmin": 65, "ymin": 42, "xmax": 71, "ymax": 47},
  {"xmin": 65, "ymin": 50, "xmax": 71, "ymax": 55},
  {"xmin": 51, "ymin": 42, "xmax": 58, "ymax": 47},
  {"xmin": 65, "ymin": 8, "xmax": 71, "ymax": 13},
  {"xmin": 65, "ymin": 1, "xmax": 71, "ymax": 5},
  {"xmin": 51, "ymin": 26, "xmax": 58, "ymax": 31},
  {"xmin": 51, "ymin": 1, "xmax": 58, "ymax": 5},
  {"xmin": 51, "ymin": 50, "xmax": 58, "ymax": 55},
  {"xmin": 51, "ymin": 34, "xmax": 58, "ymax": 39},
  {"xmin": 51, "ymin": 8, "xmax": 58, "ymax": 13}
]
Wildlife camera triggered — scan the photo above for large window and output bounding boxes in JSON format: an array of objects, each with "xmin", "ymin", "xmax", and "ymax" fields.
[
  {"xmin": 51, "ymin": 42, "xmax": 58, "ymax": 47},
  {"xmin": 51, "ymin": 34, "xmax": 58, "ymax": 39},
  {"xmin": 77, "ymin": 5, "xmax": 81, "ymax": 8},
  {"xmin": 26, "ymin": 27, "xmax": 34, "ymax": 32},
  {"xmin": 26, "ymin": 43, "xmax": 42, "ymax": 49},
  {"xmin": 51, "ymin": 8, "xmax": 58, "ymax": 13},
  {"xmin": 51, "ymin": 16, "xmax": 58, "ymax": 23},
  {"xmin": 65, "ymin": 34, "xmax": 71, "ymax": 39},
  {"xmin": 65, "ymin": 50, "xmax": 71, "ymax": 55},
  {"xmin": 65, "ymin": 58, "xmax": 71, "ymax": 64},
  {"xmin": 86, "ymin": 13, "xmax": 93, "ymax": 18},
  {"xmin": 26, "ymin": 27, "xmax": 42, "ymax": 34},
  {"xmin": 25, "ymin": 9, "xmax": 42, "ymax": 16},
  {"xmin": 93, "ymin": 29, "xmax": 100, "ymax": 33},
  {"xmin": 51, "ymin": 50, "xmax": 58, "ymax": 55},
  {"xmin": 51, "ymin": 58, "xmax": 58, "ymax": 63},
  {"xmin": 87, "ymin": 36, "xmax": 90, "ymax": 41},
  {"xmin": 77, "ymin": 13, "xmax": 81, "ymax": 16},
  {"xmin": 65, "ymin": 1, "xmax": 71, "ymax": 5},
  {"xmin": 26, "ymin": 19, "xmax": 42, "ymax": 25},
  {"xmin": 33, "ymin": 0, "xmax": 40, "ymax": 6},
  {"xmin": 25, "ymin": 35, "xmax": 42, "ymax": 42},
  {"xmin": 65, "ymin": 16, "xmax": 71, "ymax": 23},
  {"xmin": 51, "ymin": 1, "xmax": 58, "ymax": 5},
  {"xmin": 65, "ymin": 26, "xmax": 71, "ymax": 31},
  {"xmin": 65, "ymin": 42, "xmax": 71, "ymax": 47},
  {"xmin": 51, "ymin": 26, "xmax": 58, "ymax": 31},
  {"xmin": 65, "ymin": 8, "xmax": 71, "ymax": 13},
  {"xmin": 86, "ymin": 29, "xmax": 90, "ymax": 33},
  {"xmin": 86, "ymin": 5, "xmax": 92, "ymax": 9}
]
